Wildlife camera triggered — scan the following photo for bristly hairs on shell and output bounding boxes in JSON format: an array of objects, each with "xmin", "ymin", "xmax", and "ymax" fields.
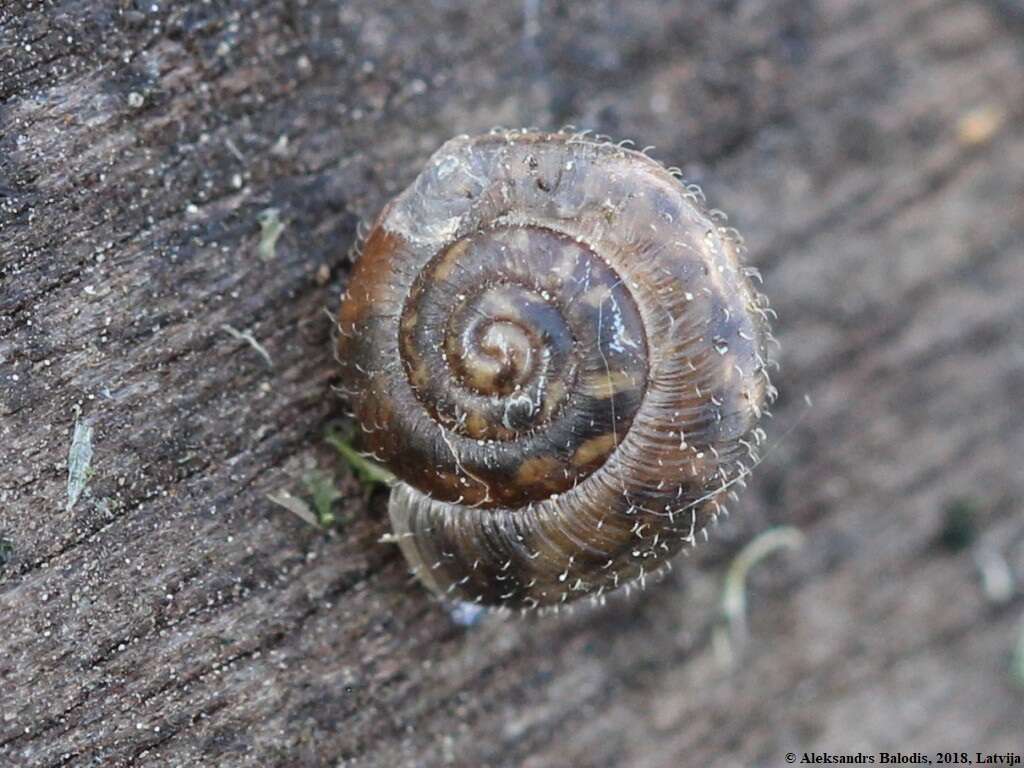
[{"xmin": 334, "ymin": 127, "xmax": 786, "ymax": 616}]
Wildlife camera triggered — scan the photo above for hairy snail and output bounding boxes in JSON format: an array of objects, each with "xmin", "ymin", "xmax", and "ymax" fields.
[{"xmin": 337, "ymin": 129, "xmax": 774, "ymax": 610}]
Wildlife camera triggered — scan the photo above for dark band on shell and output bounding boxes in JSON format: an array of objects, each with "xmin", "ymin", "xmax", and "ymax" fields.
[{"xmin": 337, "ymin": 129, "xmax": 774, "ymax": 610}]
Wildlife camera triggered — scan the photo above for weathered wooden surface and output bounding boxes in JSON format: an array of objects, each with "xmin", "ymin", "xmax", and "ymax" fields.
[{"xmin": 2, "ymin": 0, "xmax": 1023, "ymax": 766}]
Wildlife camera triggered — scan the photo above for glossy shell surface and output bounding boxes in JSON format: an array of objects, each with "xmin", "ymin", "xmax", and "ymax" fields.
[{"xmin": 338, "ymin": 130, "xmax": 772, "ymax": 609}]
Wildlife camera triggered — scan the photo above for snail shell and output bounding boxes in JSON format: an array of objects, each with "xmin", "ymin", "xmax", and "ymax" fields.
[{"xmin": 337, "ymin": 130, "xmax": 773, "ymax": 610}]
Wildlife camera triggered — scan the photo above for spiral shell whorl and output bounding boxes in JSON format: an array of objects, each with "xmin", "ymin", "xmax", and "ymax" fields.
[{"xmin": 338, "ymin": 130, "xmax": 772, "ymax": 609}]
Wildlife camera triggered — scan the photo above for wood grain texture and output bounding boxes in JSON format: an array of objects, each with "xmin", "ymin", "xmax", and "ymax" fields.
[{"xmin": 2, "ymin": 1, "xmax": 1022, "ymax": 766}]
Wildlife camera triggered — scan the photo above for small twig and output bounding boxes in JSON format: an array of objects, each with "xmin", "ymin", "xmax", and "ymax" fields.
[
  {"xmin": 715, "ymin": 526, "xmax": 805, "ymax": 668},
  {"xmin": 266, "ymin": 491, "xmax": 321, "ymax": 529},
  {"xmin": 326, "ymin": 430, "xmax": 396, "ymax": 487},
  {"xmin": 221, "ymin": 324, "xmax": 273, "ymax": 368}
]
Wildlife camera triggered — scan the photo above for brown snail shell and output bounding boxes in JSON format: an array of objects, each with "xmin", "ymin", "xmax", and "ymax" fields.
[{"xmin": 337, "ymin": 129, "xmax": 773, "ymax": 610}]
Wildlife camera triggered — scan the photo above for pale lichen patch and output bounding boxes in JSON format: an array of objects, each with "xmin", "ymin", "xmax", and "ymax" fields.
[{"xmin": 66, "ymin": 419, "xmax": 94, "ymax": 514}]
